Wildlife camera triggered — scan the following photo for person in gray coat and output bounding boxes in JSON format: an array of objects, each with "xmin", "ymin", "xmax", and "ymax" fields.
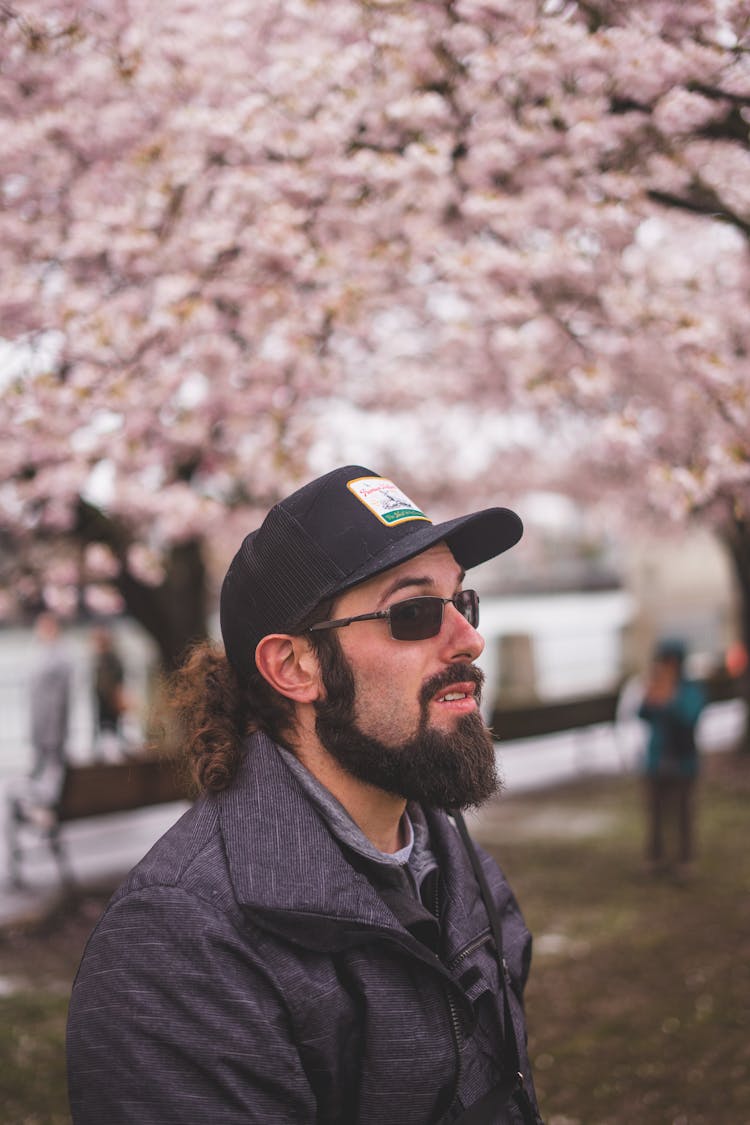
[
  {"xmin": 26, "ymin": 611, "xmax": 72, "ymax": 805},
  {"xmin": 67, "ymin": 465, "xmax": 543, "ymax": 1125},
  {"xmin": 29, "ymin": 612, "xmax": 71, "ymax": 769}
]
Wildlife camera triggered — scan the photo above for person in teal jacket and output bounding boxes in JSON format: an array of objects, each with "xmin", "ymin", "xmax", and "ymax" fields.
[{"xmin": 638, "ymin": 638, "xmax": 706, "ymax": 877}]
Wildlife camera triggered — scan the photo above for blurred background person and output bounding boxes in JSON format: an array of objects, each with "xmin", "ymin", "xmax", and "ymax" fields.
[
  {"xmin": 21, "ymin": 611, "xmax": 73, "ymax": 809},
  {"xmin": 638, "ymin": 638, "xmax": 706, "ymax": 881},
  {"xmin": 30, "ymin": 611, "xmax": 72, "ymax": 779},
  {"xmin": 91, "ymin": 626, "xmax": 127, "ymax": 758}
]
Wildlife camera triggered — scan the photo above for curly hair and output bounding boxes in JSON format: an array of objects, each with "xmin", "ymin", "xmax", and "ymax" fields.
[{"xmin": 163, "ymin": 603, "xmax": 337, "ymax": 794}]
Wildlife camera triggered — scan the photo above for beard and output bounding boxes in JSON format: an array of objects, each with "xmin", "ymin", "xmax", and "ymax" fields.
[{"xmin": 312, "ymin": 642, "xmax": 500, "ymax": 811}]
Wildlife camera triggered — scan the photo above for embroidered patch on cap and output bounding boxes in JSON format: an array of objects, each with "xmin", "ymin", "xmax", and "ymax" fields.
[{"xmin": 347, "ymin": 476, "xmax": 431, "ymax": 527}]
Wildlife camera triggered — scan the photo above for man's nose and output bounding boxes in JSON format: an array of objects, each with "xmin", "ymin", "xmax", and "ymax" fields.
[{"xmin": 442, "ymin": 602, "xmax": 484, "ymax": 661}]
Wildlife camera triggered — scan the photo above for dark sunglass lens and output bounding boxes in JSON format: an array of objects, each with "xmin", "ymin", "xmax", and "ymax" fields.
[
  {"xmin": 390, "ymin": 597, "xmax": 443, "ymax": 640},
  {"xmin": 457, "ymin": 590, "xmax": 479, "ymax": 628}
]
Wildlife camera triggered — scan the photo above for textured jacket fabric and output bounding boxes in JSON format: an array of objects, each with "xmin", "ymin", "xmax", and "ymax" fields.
[{"xmin": 67, "ymin": 732, "xmax": 538, "ymax": 1124}]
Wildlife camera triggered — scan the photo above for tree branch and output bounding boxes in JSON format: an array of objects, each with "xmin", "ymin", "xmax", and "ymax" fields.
[{"xmin": 647, "ymin": 187, "xmax": 750, "ymax": 240}]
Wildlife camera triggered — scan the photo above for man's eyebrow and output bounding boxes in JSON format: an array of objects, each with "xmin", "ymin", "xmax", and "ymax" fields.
[{"xmin": 377, "ymin": 568, "xmax": 466, "ymax": 607}]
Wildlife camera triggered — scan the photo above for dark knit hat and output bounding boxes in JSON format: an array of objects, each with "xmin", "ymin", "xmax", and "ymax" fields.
[
  {"xmin": 220, "ymin": 465, "xmax": 522, "ymax": 679},
  {"xmin": 655, "ymin": 637, "xmax": 688, "ymax": 667}
]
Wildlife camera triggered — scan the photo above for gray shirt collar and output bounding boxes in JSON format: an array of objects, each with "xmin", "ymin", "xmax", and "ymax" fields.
[{"xmin": 276, "ymin": 744, "xmax": 438, "ymax": 889}]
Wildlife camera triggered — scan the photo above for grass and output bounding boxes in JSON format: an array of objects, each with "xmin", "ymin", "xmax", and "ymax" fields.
[
  {"xmin": 1, "ymin": 993, "xmax": 71, "ymax": 1124},
  {"xmin": 479, "ymin": 752, "xmax": 750, "ymax": 1125},
  {"xmin": 0, "ymin": 894, "xmax": 106, "ymax": 1125},
  {"xmin": 1, "ymin": 753, "xmax": 748, "ymax": 1124}
]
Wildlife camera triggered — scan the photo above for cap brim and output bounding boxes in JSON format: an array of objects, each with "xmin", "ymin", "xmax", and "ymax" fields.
[{"xmin": 331, "ymin": 506, "xmax": 523, "ymax": 596}]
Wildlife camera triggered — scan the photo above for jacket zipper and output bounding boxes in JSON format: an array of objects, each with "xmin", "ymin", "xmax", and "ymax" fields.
[
  {"xmin": 447, "ymin": 927, "xmax": 492, "ymax": 971},
  {"xmin": 424, "ymin": 868, "xmax": 467, "ymax": 1113},
  {"xmin": 444, "ymin": 926, "xmax": 509, "ymax": 1117},
  {"xmin": 434, "ymin": 883, "xmax": 501, "ymax": 1117},
  {"xmin": 445, "ymin": 986, "xmax": 464, "ymax": 1111},
  {"xmin": 333, "ymin": 897, "xmax": 497, "ymax": 1116}
]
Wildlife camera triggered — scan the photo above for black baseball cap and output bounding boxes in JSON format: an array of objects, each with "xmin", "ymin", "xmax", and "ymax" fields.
[{"xmin": 220, "ymin": 465, "xmax": 522, "ymax": 679}]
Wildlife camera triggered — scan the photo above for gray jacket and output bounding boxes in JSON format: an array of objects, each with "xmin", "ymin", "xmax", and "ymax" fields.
[
  {"xmin": 30, "ymin": 643, "xmax": 71, "ymax": 764},
  {"xmin": 67, "ymin": 732, "xmax": 538, "ymax": 1124}
]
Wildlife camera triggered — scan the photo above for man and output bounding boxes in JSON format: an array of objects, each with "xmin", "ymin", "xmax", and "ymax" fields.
[
  {"xmin": 91, "ymin": 626, "xmax": 126, "ymax": 754},
  {"xmin": 638, "ymin": 637, "xmax": 706, "ymax": 879},
  {"xmin": 67, "ymin": 465, "xmax": 542, "ymax": 1125}
]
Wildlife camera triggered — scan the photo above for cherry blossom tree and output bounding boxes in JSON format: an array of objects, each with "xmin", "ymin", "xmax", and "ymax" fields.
[{"xmin": 0, "ymin": 0, "xmax": 748, "ymax": 727}]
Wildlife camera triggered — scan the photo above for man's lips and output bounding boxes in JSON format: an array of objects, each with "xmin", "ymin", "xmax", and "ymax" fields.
[
  {"xmin": 433, "ymin": 682, "xmax": 478, "ymax": 709},
  {"xmin": 420, "ymin": 663, "xmax": 484, "ymax": 711}
]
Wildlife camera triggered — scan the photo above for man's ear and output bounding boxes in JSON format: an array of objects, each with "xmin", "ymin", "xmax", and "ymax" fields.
[{"xmin": 254, "ymin": 634, "xmax": 322, "ymax": 703}]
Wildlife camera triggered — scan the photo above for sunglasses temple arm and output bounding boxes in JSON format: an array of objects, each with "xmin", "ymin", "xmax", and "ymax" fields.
[{"xmin": 309, "ymin": 611, "xmax": 388, "ymax": 633}]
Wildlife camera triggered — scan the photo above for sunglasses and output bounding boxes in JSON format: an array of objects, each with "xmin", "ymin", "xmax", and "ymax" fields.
[{"xmin": 308, "ymin": 589, "xmax": 479, "ymax": 643}]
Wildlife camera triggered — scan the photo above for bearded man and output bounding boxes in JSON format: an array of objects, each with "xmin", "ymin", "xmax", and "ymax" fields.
[{"xmin": 67, "ymin": 465, "xmax": 543, "ymax": 1125}]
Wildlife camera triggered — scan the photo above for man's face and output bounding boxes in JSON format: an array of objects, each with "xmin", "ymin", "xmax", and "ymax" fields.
[{"xmin": 311, "ymin": 543, "xmax": 500, "ymax": 810}]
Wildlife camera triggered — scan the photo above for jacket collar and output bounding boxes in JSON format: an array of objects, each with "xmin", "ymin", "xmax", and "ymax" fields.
[
  {"xmin": 216, "ymin": 731, "xmax": 495, "ymax": 962},
  {"xmin": 216, "ymin": 732, "xmax": 398, "ymax": 930}
]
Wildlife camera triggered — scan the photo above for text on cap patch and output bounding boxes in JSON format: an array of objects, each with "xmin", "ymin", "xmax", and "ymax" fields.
[{"xmin": 347, "ymin": 476, "xmax": 431, "ymax": 527}]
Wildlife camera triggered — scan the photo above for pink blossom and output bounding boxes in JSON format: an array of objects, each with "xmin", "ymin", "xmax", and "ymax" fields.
[{"xmin": 0, "ymin": 0, "xmax": 748, "ymax": 658}]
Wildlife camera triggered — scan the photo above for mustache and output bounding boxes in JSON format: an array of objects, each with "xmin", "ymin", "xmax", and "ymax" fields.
[{"xmin": 419, "ymin": 663, "xmax": 484, "ymax": 709}]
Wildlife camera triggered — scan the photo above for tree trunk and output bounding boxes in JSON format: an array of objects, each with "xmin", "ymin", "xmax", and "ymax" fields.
[
  {"xmin": 76, "ymin": 500, "xmax": 209, "ymax": 671},
  {"xmin": 720, "ymin": 516, "xmax": 750, "ymax": 753},
  {"xmin": 117, "ymin": 538, "xmax": 208, "ymax": 673}
]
